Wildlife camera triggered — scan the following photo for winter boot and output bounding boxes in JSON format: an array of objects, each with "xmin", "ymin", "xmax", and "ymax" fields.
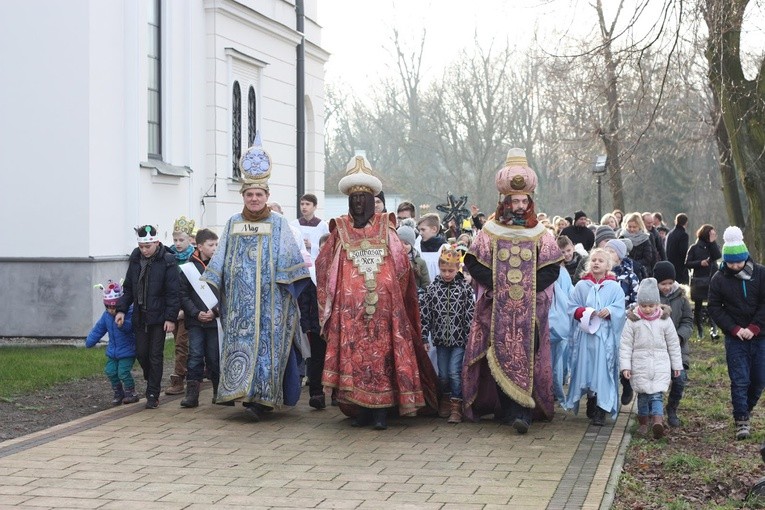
[
  {"xmin": 165, "ymin": 375, "xmax": 185, "ymax": 395},
  {"xmin": 122, "ymin": 386, "xmax": 139, "ymax": 404},
  {"xmin": 351, "ymin": 407, "xmax": 373, "ymax": 428},
  {"xmin": 666, "ymin": 401, "xmax": 681, "ymax": 428},
  {"xmin": 620, "ymin": 377, "xmax": 634, "ymax": 406},
  {"xmin": 438, "ymin": 393, "xmax": 452, "ymax": 418},
  {"xmin": 111, "ymin": 383, "xmax": 124, "ymax": 406},
  {"xmin": 372, "ymin": 408, "xmax": 388, "ymax": 430},
  {"xmin": 447, "ymin": 398, "xmax": 463, "ymax": 424},
  {"xmin": 636, "ymin": 415, "xmax": 649, "ymax": 436},
  {"xmin": 309, "ymin": 394, "xmax": 326, "ymax": 410},
  {"xmin": 652, "ymin": 415, "xmax": 665, "ymax": 439},
  {"xmin": 180, "ymin": 380, "xmax": 200, "ymax": 408},
  {"xmin": 586, "ymin": 395, "xmax": 597, "ymax": 419},
  {"xmin": 736, "ymin": 419, "xmax": 751, "ymax": 440},
  {"xmin": 591, "ymin": 408, "xmax": 606, "ymax": 427}
]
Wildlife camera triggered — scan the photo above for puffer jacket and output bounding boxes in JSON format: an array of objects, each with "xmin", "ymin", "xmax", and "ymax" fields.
[
  {"xmin": 659, "ymin": 283, "xmax": 694, "ymax": 368},
  {"xmin": 619, "ymin": 305, "xmax": 683, "ymax": 394},
  {"xmin": 708, "ymin": 259, "xmax": 765, "ymax": 337},
  {"xmin": 85, "ymin": 306, "xmax": 136, "ymax": 359},
  {"xmin": 118, "ymin": 243, "xmax": 180, "ymax": 327}
]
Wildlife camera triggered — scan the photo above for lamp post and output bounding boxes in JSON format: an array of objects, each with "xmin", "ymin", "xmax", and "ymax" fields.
[{"xmin": 592, "ymin": 155, "xmax": 607, "ymax": 221}]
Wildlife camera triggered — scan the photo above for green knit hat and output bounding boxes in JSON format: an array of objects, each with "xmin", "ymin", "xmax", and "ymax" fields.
[{"xmin": 722, "ymin": 226, "xmax": 749, "ymax": 263}]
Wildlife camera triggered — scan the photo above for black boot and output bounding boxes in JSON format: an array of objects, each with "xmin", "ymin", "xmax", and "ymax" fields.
[
  {"xmin": 181, "ymin": 380, "xmax": 200, "ymax": 408},
  {"xmin": 372, "ymin": 408, "xmax": 388, "ymax": 430},
  {"xmin": 620, "ymin": 376, "xmax": 634, "ymax": 406},
  {"xmin": 666, "ymin": 400, "xmax": 680, "ymax": 428},
  {"xmin": 591, "ymin": 407, "xmax": 606, "ymax": 426},
  {"xmin": 351, "ymin": 407, "xmax": 373, "ymax": 427},
  {"xmin": 586, "ymin": 395, "xmax": 597, "ymax": 418},
  {"xmin": 111, "ymin": 383, "xmax": 124, "ymax": 406}
]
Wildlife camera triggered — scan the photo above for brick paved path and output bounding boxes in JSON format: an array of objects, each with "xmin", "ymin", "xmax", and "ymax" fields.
[{"xmin": 0, "ymin": 385, "xmax": 631, "ymax": 509}]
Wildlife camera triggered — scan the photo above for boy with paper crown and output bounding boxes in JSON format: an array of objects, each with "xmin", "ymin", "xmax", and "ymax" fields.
[
  {"xmin": 620, "ymin": 277, "xmax": 683, "ymax": 439},
  {"xmin": 419, "ymin": 247, "xmax": 476, "ymax": 423},
  {"xmin": 86, "ymin": 280, "xmax": 139, "ymax": 405},
  {"xmin": 165, "ymin": 216, "xmax": 195, "ymax": 396},
  {"xmin": 708, "ymin": 226, "xmax": 765, "ymax": 440},
  {"xmin": 116, "ymin": 225, "xmax": 180, "ymax": 409}
]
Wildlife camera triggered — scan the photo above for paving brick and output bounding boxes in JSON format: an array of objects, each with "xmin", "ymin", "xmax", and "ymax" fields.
[{"xmin": 18, "ymin": 496, "xmax": 105, "ymax": 508}]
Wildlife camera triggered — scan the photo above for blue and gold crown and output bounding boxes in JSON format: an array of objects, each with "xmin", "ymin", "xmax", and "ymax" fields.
[{"xmin": 239, "ymin": 131, "xmax": 272, "ymax": 193}]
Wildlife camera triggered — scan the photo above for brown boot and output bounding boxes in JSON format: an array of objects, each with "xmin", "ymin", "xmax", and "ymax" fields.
[
  {"xmin": 637, "ymin": 415, "xmax": 649, "ymax": 436},
  {"xmin": 165, "ymin": 375, "xmax": 185, "ymax": 395},
  {"xmin": 438, "ymin": 393, "xmax": 452, "ymax": 418},
  {"xmin": 652, "ymin": 415, "xmax": 665, "ymax": 439},
  {"xmin": 447, "ymin": 398, "xmax": 463, "ymax": 424}
]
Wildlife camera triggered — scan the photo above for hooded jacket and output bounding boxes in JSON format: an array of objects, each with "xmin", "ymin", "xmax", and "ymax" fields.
[
  {"xmin": 708, "ymin": 259, "xmax": 765, "ymax": 337},
  {"xmin": 659, "ymin": 283, "xmax": 694, "ymax": 368}
]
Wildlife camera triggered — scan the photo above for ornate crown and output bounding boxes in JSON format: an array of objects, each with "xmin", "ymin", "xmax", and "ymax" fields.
[
  {"xmin": 338, "ymin": 155, "xmax": 382, "ymax": 196},
  {"xmin": 495, "ymin": 148, "xmax": 538, "ymax": 196},
  {"xmin": 94, "ymin": 279, "xmax": 124, "ymax": 305},
  {"xmin": 239, "ymin": 131, "xmax": 272, "ymax": 193},
  {"xmin": 173, "ymin": 216, "xmax": 195, "ymax": 236}
]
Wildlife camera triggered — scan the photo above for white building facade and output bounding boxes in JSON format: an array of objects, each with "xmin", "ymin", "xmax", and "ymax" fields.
[{"xmin": 0, "ymin": 0, "xmax": 328, "ymax": 337}]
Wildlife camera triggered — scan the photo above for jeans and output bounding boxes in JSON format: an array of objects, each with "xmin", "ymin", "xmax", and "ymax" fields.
[
  {"xmin": 668, "ymin": 369, "xmax": 687, "ymax": 405},
  {"xmin": 637, "ymin": 392, "xmax": 664, "ymax": 416},
  {"xmin": 187, "ymin": 326, "xmax": 219, "ymax": 389},
  {"xmin": 306, "ymin": 332, "xmax": 327, "ymax": 397},
  {"xmin": 105, "ymin": 357, "xmax": 135, "ymax": 388},
  {"xmin": 437, "ymin": 346, "xmax": 465, "ymax": 398},
  {"xmin": 135, "ymin": 324, "xmax": 166, "ymax": 398},
  {"xmin": 725, "ymin": 335, "xmax": 765, "ymax": 420}
]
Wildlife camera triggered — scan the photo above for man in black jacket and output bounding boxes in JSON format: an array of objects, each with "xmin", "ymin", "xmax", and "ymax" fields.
[
  {"xmin": 560, "ymin": 210, "xmax": 594, "ymax": 251},
  {"xmin": 116, "ymin": 225, "xmax": 180, "ymax": 409},
  {"xmin": 666, "ymin": 213, "xmax": 690, "ymax": 284},
  {"xmin": 708, "ymin": 226, "xmax": 765, "ymax": 441}
]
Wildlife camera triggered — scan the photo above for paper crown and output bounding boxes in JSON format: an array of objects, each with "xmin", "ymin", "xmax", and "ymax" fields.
[
  {"xmin": 173, "ymin": 216, "xmax": 195, "ymax": 236},
  {"xmin": 579, "ymin": 307, "xmax": 602, "ymax": 334},
  {"xmin": 239, "ymin": 132, "xmax": 272, "ymax": 193},
  {"xmin": 95, "ymin": 279, "xmax": 123, "ymax": 306},
  {"xmin": 338, "ymin": 155, "xmax": 382, "ymax": 196},
  {"xmin": 135, "ymin": 225, "xmax": 159, "ymax": 243},
  {"xmin": 439, "ymin": 248, "xmax": 462, "ymax": 265},
  {"xmin": 495, "ymin": 148, "xmax": 538, "ymax": 196}
]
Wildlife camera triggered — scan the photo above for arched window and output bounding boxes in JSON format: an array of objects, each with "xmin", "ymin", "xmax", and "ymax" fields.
[
  {"xmin": 248, "ymin": 86, "xmax": 257, "ymax": 146},
  {"xmin": 232, "ymin": 81, "xmax": 241, "ymax": 178}
]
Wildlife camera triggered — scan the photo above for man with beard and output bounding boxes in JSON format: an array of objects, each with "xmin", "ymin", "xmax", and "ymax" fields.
[
  {"xmin": 315, "ymin": 154, "xmax": 439, "ymax": 430},
  {"xmin": 463, "ymin": 148, "xmax": 562, "ymax": 434}
]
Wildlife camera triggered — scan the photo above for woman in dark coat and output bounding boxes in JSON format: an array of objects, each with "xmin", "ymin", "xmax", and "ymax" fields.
[
  {"xmin": 685, "ymin": 224, "xmax": 722, "ymax": 338},
  {"xmin": 620, "ymin": 212, "xmax": 657, "ymax": 279}
]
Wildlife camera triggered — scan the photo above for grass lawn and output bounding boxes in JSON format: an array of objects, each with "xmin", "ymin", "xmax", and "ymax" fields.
[{"xmin": 0, "ymin": 339, "xmax": 176, "ymax": 400}]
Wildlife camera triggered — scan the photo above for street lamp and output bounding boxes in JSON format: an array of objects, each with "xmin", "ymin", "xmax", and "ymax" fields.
[{"xmin": 592, "ymin": 155, "xmax": 607, "ymax": 221}]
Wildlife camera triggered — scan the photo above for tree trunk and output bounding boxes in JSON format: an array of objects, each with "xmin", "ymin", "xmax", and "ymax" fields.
[
  {"xmin": 710, "ymin": 91, "xmax": 746, "ymax": 227},
  {"xmin": 705, "ymin": 0, "xmax": 765, "ymax": 260}
]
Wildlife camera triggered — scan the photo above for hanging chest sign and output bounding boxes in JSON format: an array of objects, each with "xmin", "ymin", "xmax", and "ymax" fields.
[{"xmin": 348, "ymin": 246, "xmax": 386, "ymax": 277}]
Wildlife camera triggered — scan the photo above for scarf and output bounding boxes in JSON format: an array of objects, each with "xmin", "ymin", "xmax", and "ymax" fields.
[
  {"xmin": 173, "ymin": 244, "xmax": 194, "ymax": 264},
  {"xmin": 242, "ymin": 205, "xmax": 271, "ymax": 222},
  {"xmin": 637, "ymin": 306, "xmax": 661, "ymax": 321},
  {"xmin": 137, "ymin": 247, "xmax": 160, "ymax": 313},
  {"xmin": 733, "ymin": 259, "xmax": 755, "ymax": 281},
  {"xmin": 621, "ymin": 230, "xmax": 650, "ymax": 247}
]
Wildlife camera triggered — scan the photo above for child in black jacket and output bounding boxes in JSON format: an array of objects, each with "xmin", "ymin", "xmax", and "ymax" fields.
[{"xmin": 117, "ymin": 225, "xmax": 180, "ymax": 409}]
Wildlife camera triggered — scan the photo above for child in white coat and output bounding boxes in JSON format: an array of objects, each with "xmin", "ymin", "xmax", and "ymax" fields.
[{"xmin": 620, "ymin": 278, "xmax": 683, "ymax": 439}]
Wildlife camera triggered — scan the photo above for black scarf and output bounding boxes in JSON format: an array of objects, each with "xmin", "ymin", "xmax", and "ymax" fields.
[
  {"xmin": 137, "ymin": 245, "xmax": 162, "ymax": 313},
  {"xmin": 349, "ymin": 194, "xmax": 376, "ymax": 228}
]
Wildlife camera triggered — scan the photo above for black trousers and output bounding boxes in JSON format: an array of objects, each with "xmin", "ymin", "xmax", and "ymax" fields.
[
  {"xmin": 306, "ymin": 332, "xmax": 327, "ymax": 397},
  {"xmin": 135, "ymin": 323, "xmax": 166, "ymax": 397}
]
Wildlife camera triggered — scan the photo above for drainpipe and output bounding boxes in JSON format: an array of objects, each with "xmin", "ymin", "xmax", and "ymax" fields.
[{"xmin": 296, "ymin": 0, "xmax": 305, "ymax": 213}]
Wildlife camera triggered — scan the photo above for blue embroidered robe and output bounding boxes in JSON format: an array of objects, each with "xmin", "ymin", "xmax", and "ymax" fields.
[
  {"xmin": 563, "ymin": 278, "xmax": 626, "ymax": 419},
  {"xmin": 201, "ymin": 212, "xmax": 310, "ymax": 407}
]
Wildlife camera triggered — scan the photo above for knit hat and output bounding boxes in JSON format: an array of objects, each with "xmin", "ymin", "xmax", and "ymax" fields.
[
  {"xmin": 396, "ymin": 225, "xmax": 416, "ymax": 247},
  {"xmin": 605, "ymin": 239, "xmax": 627, "ymax": 261},
  {"xmin": 594, "ymin": 225, "xmax": 616, "ymax": 247},
  {"xmin": 636, "ymin": 278, "xmax": 660, "ymax": 305},
  {"xmin": 722, "ymin": 226, "xmax": 749, "ymax": 263},
  {"xmin": 574, "ymin": 210, "xmax": 587, "ymax": 222},
  {"xmin": 376, "ymin": 190, "xmax": 386, "ymax": 207},
  {"xmin": 95, "ymin": 280, "xmax": 123, "ymax": 306},
  {"xmin": 620, "ymin": 237, "xmax": 633, "ymax": 253},
  {"xmin": 653, "ymin": 261, "xmax": 676, "ymax": 283}
]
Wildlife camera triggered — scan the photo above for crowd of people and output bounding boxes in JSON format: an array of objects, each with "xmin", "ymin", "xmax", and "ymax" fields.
[{"xmin": 86, "ymin": 138, "xmax": 765, "ymax": 444}]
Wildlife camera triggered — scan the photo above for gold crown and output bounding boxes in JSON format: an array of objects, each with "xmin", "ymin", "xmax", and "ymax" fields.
[
  {"xmin": 439, "ymin": 248, "xmax": 462, "ymax": 265},
  {"xmin": 173, "ymin": 216, "xmax": 195, "ymax": 236}
]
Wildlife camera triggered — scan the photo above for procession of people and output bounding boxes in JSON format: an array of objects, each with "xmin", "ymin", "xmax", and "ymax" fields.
[{"xmin": 94, "ymin": 136, "xmax": 765, "ymax": 447}]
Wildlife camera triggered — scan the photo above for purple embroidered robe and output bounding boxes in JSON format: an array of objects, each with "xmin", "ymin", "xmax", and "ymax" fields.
[{"xmin": 463, "ymin": 221, "xmax": 562, "ymax": 422}]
